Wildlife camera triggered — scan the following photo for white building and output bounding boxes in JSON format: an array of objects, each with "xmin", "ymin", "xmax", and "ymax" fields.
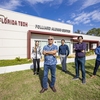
[{"xmin": 0, "ymin": 8, "xmax": 100, "ymax": 60}]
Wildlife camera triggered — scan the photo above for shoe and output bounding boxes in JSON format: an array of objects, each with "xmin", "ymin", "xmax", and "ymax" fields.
[
  {"xmin": 34, "ymin": 71, "xmax": 36, "ymax": 75},
  {"xmin": 37, "ymin": 72, "xmax": 39, "ymax": 75},
  {"xmin": 64, "ymin": 71, "xmax": 68, "ymax": 74},
  {"xmin": 33, "ymin": 73, "xmax": 36, "ymax": 75},
  {"xmin": 62, "ymin": 70, "xmax": 65, "ymax": 72},
  {"xmin": 51, "ymin": 87, "xmax": 56, "ymax": 92},
  {"xmin": 82, "ymin": 79, "xmax": 86, "ymax": 84},
  {"xmin": 40, "ymin": 88, "xmax": 48, "ymax": 93},
  {"xmin": 73, "ymin": 77, "xmax": 79, "ymax": 80},
  {"xmin": 62, "ymin": 70, "xmax": 67, "ymax": 73},
  {"xmin": 91, "ymin": 75, "xmax": 96, "ymax": 78}
]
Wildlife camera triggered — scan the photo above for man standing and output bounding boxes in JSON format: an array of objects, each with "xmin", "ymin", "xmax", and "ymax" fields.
[
  {"xmin": 73, "ymin": 36, "xmax": 86, "ymax": 84},
  {"xmin": 91, "ymin": 41, "xmax": 100, "ymax": 78},
  {"xmin": 40, "ymin": 36, "xmax": 58, "ymax": 93},
  {"xmin": 59, "ymin": 39, "xmax": 69, "ymax": 73}
]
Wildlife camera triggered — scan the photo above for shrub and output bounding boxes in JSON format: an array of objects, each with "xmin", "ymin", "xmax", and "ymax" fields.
[
  {"xmin": 86, "ymin": 50, "xmax": 94, "ymax": 56},
  {"xmin": 15, "ymin": 57, "xmax": 21, "ymax": 61}
]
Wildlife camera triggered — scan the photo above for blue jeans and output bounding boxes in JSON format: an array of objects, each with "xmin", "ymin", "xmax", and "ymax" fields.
[
  {"xmin": 75, "ymin": 57, "xmax": 86, "ymax": 79},
  {"xmin": 93, "ymin": 60, "xmax": 100, "ymax": 75},
  {"xmin": 42, "ymin": 64, "xmax": 56, "ymax": 88},
  {"xmin": 60, "ymin": 56, "xmax": 67, "ymax": 71}
]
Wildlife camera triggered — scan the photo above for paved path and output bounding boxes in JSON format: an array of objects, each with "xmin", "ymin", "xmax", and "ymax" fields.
[{"xmin": 0, "ymin": 55, "xmax": 96, "ymax": 74}]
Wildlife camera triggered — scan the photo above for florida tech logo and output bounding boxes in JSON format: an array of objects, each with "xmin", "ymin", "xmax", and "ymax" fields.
[{"xmin": 0, "ymin": 14, "xmax": 28, "ymax": 27}]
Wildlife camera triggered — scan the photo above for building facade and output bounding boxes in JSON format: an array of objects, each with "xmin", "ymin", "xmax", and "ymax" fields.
[{"xmin": 0, "ymin": 8, "xmax": 100, "ymax": 60}]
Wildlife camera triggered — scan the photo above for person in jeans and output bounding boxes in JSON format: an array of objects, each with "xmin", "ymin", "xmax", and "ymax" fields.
[
  {"xmin": 40, "ymin": 36, "xmax": 58, "ymax": 93},
  {"xmin": 59, "ymin": 39, "xmax": 69, "ymax": 73},
  {"xmin": 32, "ymin": 41, "xmax": 41, "ymax": 75},
  {"xmin": 73, "ymin": 36, "xmax": 86, "ymax": 84},
  {"xmin": 91, "ymin": 41, "xmax": 100, "ymax": 78}
]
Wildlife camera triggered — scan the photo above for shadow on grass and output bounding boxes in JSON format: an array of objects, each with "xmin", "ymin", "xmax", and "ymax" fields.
[
  {"xmin": 39, "ymin": 68, "xmax": 54, "ymax": 89},
  {"xmin": 29, "ymin": 66, "xmax": 52, "ymax": 88},
  {"xmin": 56, "ymin": 65, "xmax": 75, "ymax": 78}
]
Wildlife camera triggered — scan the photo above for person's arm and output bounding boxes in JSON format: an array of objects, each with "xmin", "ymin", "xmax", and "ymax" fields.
[
  {"xmin": 43, "ymin": 46, "xmax": 58, "ymax": 56},
  {"xmin": 73, "ymin": 44, "xmax": 77, "ymax": 51},
  {"xmin": 43, "ymin": 50, "xmax": 57, "ymax": 55},
  {"xmin": 75, "ymin": 43, "xmax": 86, "ymax": 52},
  {"xmin": 95, "ymin": 48, "xmax": 100, "ymax": 55},
  {"xmin": 58, "ymin": 46, "xmax": 60, "ymax": 56},
  {"xmin": 66, "ymin": 45, "xmax": 69, "ymax": 56}
]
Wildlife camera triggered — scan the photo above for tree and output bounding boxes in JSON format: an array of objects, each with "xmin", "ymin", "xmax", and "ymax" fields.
[
  {"xmin": 74, "ymin": 30, "xmax": 85, "ymax": 34},
  {"xmin": 86, "ymin": 28, "xmax": 100, "ymax": 36}
]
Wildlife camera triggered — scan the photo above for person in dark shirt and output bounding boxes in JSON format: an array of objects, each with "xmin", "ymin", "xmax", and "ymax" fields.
[
  {"xmin": 91, "ymin": 41, "xmax": 100, "ymax": 78},
  {"xmin": 73, "ymin": 36, "xmax": 86, "ymax": 84},
  {"xmin": 59, "ymin": 39, "xmax": 69, "ymax": 73}
]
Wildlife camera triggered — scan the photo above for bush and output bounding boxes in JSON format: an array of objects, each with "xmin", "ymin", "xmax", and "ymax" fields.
[
  {"xmin": 86, "ymin": 50, "xmax": 94, "ymax": 56},
  {"xmin": 15, "ymin": 57, "xmax": 21, "ymax": 61}
]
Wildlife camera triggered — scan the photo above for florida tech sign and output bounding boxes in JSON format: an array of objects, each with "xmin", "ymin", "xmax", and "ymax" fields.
[{"xmin": 0, "ymin": 14, "xmax": 28, "ymax": 27}]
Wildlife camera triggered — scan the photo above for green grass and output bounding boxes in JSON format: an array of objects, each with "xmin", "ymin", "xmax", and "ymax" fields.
[
  {"xmin": 0, "ymin": 58, "xmax": 32, "ymax": 67},
  {"xmin": 0, "ymin": 59, "xmax": 100, "ymax": 100}
]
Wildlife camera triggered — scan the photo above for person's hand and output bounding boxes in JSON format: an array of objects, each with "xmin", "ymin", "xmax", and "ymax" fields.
[
  {"xmin": 81, "ymin": 50, "xmax": 85, "ymax": 52},
  {"xmin": 43, "ymin": 51, "xmax": 48, "ymax": 55},
  {"xmin": 73, "ymin": 48, "xmax": 76, "ymax": 50}
]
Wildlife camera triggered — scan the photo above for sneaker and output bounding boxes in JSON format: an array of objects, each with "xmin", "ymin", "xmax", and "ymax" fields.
[
  {"xmin": 82, "ymin": 79, "xmax": 86, "ymax": 84},
  {"xmin": 91, "ymin": 75, "xmax": 96, "ymax": 78},
  {"xmin": 73, "ymin": 77, "xmax": 79, "ymax": 80},
  {"xmin": 62, "ymin": 70, "xmax": 65, "ymax": 72},
  {"xmin": 64, "ymin": 71, "xmax": 68, "ymax": 74},
  {"xmin": 33, "ymin": 72, "xmax": 36, "ymax": 75}
]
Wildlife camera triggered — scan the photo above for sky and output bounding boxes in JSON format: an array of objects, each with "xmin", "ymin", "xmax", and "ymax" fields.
[{"xmin": 0, "ymin": 0, "xmax": 100, "ymax": 34}]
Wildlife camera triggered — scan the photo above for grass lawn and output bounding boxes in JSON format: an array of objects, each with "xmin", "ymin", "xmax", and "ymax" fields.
[
  {"xmin": 0, "ymin": 59, "xmax": 100, "ymax": 100},
  {"xmin": 0, "ymin": 59, "xmax": 32, "ymax": 67}
]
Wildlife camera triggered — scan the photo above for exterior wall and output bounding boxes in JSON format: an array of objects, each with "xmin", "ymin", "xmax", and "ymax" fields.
[
  {"xmin": 0, "ymin": 8, "xmax": 73, "ymax": 59},
  {"xmin": 0, "ymin": 8, "xmax": 100, "ymax": 60}
]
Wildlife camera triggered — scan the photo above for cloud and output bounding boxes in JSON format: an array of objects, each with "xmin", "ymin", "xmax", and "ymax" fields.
[
  {"xmin": 26, "ymin": 0, "xmax": 53, "ymax": 5},
  {"xmin": 26, "ymin": 0, "xmax": 63, "ymax": 16},
  {"xmin": 26, "ymin": 0, "xmax": 63, "ymax": 6},
  {"xmin": 68, "ymin": 0, "xmax": 78, "ymax": 5},
  {"xmin": 0, "ymin": 0, "xmax": 21, "ymax": 10},
  {"xmin": 67, "ymin": 10, "xmax": 100, "ymax": 25},
  {"xmin": 81, "ymin": 0, "xmax": 100, "ymax": 10}
]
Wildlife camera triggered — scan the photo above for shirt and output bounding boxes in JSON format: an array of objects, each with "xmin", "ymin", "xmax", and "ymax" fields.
[
  {"xmin": 43, "ymin": 44, "xmax": 58, "ymax": 65},
  {"xmin": 74, "ymin": 42, "xmax": 86, "ymax": 57},
  {"xmin": 59, "ymin": 44, "xmax": 69, "ymax": 56},
  {"xmin": 95, "ymin": 46, "xmax": 100, "ymax": 61},
  {"xmin": 32, "ymin": 46, "xmax": 41, "ymax": 59}
]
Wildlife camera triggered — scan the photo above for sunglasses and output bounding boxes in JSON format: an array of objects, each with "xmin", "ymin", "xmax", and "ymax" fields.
[{"xmin": 48, "ymin": 39, "xmax": 53, "ymax": 40}]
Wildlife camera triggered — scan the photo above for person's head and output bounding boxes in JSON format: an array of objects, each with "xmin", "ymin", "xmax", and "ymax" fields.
[
  {"xmin": 35, "ymin": 41, "xmax": 39, "ymax": 46},
  {"xmin": 61, "ymin": 39, "xmax": 65, "ymax": 45},
  {"xmin": 48, "ymin": 36, "xmax": 54, "ymax": 45},
  {"xmin": 77, "ymin": 36, "xmax": 83, "ymax": 43}
]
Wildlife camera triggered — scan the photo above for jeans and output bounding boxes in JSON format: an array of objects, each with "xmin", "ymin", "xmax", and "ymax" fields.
[
  {"xmin": 75, "ymin": 57, "xmax": 86, "ymax": 79},
  {"xmin": 93, "ymin": 60, "xmax": 100, "ymax": 75},
  {"xmin": 33, "ymin": 59, "xmax": 40, "ymax": 73},
  {"xmin": 60, "ymin": 56, "xmax": 67, "ymax": 71},
  {"xmin": 42, "ymin": 64, "xmax": 56, "ymax": 89}
]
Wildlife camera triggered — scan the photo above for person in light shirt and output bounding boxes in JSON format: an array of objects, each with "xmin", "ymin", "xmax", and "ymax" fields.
[
  {"xmin": 32, "ymin": 41, "xmax": 41, "ymax": 75},
  {"xmin": 40, "ymin": 36, "xmax": 58, "ymax": 93}
]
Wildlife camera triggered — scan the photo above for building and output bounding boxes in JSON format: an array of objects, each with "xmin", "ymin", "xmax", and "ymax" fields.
[{"xmin": 0, "ymin": 8, "xmax": 100, "ymax": 60}]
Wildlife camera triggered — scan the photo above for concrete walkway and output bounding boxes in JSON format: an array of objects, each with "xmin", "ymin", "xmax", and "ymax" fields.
[{"xmin": 0, "ymin": 55, "xmax": 96, "ymax": 74}]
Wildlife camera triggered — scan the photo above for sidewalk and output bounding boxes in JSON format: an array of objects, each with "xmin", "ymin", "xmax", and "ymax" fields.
[{"xmin": 0, "ymin": 55, "xmax": 96, "ymax": 74}]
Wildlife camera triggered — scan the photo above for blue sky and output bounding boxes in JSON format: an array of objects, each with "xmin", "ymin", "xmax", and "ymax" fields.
[{"xmin": 0, "ymin": 0, "xmax": 100, "ymax": 33}]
